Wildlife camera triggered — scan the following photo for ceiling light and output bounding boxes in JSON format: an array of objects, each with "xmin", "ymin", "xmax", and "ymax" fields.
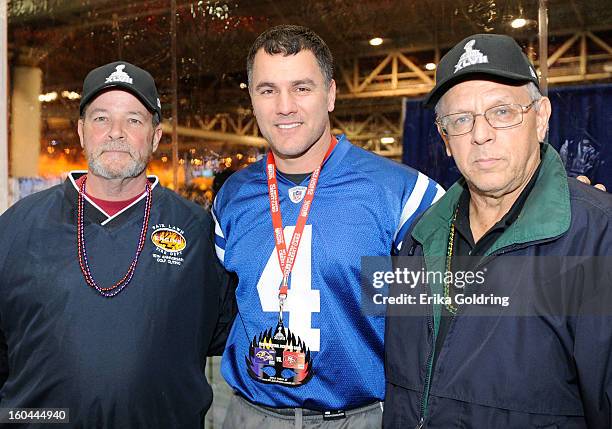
[
  {"xmin": 38, "ymin": 91, "xmax": 58, "ymax": 102},
  {"xmin": 61, "ymin": 90, "xmax": 81, "ymax": 100},
  {"xmin": 369, "ymin": 37, "xmax": 383, "ymax": 46},
  {"xmin": 380, "ymin": 137, "xmax": 395, "ymax": 144},
  {"xmin": 425, "ymin": 63, "xmax": 436, "ymax": 71},
  {"xmin": 511, "ymin": 18, "xmax": 527, "ymax": 28}
]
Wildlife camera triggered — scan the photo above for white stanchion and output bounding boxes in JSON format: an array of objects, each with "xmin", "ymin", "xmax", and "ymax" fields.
[{"xmin": 0, "ymin": 0, "xmax": 8, "ymax": 213}]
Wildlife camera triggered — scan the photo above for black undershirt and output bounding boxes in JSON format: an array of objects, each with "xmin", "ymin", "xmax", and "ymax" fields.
[
  {"xmin": 432, "ymin": 160, "xmax": 542, "ymax": 372},
  {"xmin": 277, "ymin": 171, "xmax": 312, "ymax": 185}
]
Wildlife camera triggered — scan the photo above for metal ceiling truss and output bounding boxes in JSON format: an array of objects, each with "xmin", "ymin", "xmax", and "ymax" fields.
[
  {"xmin": 172, "ymin": 28, "xmax": 612, "ymax": 159},
  {"xmin": 331, "ymin": 113, "xmax": 403, "ymax": 159},
  {"xmin": 544, "ymin": 31, "xmax": 612, "ymax": 84},
  {"xmin": 161, "ymin": 112, "xmax": 266, "ymax": 148},
  {"xmin": 337, "ymin": 50, "xmax": 436, "ymax": 100},
  {"xmin": 335, "ymin": 29, "xmax": 612, "ymax": 100},
  {"xmin": 159, "ymin": 109, "xmax": 403, "ymax": 158},
  {"xmin": 38, "ymin": 28, "xmax": 611, "ymax": 159}
]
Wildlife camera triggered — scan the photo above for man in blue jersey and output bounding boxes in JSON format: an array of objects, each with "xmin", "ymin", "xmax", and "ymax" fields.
[{"xmin": 213, "ymin": 25, "xmax": 442, "ymax": 428}]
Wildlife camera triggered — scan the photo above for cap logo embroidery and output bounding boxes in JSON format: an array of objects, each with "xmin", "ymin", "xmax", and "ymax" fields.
[
  {"xmin": 454, "ymin": 40, "xmax": 489, "ymax": 73},
  {"xmin": 105, "ymin": 65, "xmax": 133, "ymax": 84},
  {"xmin": 529, "ymin": 65, "xmax": 537, "ymax": 78}
]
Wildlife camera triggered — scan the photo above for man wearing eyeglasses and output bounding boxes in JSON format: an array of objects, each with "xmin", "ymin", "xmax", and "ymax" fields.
[{"xmin": 384, "ymin": 34, "xmax": 612, "ymax": 428}]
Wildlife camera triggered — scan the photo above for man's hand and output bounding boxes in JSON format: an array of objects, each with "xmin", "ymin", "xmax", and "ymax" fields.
[{"xmin": 576, "ymin": 175, "xmax": 607, "ymax": 192}]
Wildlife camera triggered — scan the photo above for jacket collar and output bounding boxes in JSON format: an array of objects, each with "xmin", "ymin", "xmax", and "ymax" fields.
[
  {"xmin": 412, "ymin": 143, "xmax": 571, "ymax": 256},
  {"xmin": 64, "ymin": 171, "xmax": 161, "ymax": 226}
]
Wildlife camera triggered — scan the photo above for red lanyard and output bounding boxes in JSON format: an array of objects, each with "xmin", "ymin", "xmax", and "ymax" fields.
[{"xmin": 266, "ymin": 135, "xmax": 337, "ymax": 304}]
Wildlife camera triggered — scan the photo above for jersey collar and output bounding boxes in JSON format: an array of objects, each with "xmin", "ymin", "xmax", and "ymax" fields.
[{"xmin": 66, "ymin": 170, "xmax": 160, "ymax": 226}]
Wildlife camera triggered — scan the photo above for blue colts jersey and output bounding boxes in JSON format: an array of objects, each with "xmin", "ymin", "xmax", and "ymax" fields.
[{"xmin": 213, "ymin": 135, "xmax": 442, "ymax": 410}]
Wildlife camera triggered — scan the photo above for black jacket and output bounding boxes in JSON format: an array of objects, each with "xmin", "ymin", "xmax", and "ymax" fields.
[
  {"xmin": 384, "ymin": 145, "xmax": 612, "ymax": 428},
  {"xmin": 0, "ymin": 173, "xmax": 236, "ymax": 428}
]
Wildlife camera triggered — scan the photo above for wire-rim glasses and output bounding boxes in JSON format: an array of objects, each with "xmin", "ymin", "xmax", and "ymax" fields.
[{"xmin": 436, "ymin": 101, "xmax": 538, "ymax": 136}]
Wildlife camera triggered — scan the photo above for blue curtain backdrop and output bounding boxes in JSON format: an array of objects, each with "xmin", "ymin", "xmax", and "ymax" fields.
[{"xmin": 402, "ymin": 83, "xmax": 612, "ymax": 190}]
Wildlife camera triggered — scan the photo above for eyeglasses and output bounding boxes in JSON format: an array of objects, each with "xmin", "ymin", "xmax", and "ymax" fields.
[{"xmin": 436, "ymin": 101, "xmax": 538, "ymax": 136}]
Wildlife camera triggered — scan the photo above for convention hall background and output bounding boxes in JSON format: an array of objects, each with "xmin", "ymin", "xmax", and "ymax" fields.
[{"xmin": 1, "ymin": 1, "xmax": 611, "ymax": 427}]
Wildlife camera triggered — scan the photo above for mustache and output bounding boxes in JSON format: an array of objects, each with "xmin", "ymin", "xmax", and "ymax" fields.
[
  {"xmin": 94, "ymin": 140, "xmax": 135, "ymax": 156},
  {"xmin": 470, "ymin": 152, "xmax": 502, "ymax": 160}
]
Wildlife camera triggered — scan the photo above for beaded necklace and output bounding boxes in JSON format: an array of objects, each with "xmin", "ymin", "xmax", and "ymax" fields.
[
  {"xmin": 444, "ymin": 208, "xmax": 459, "ymax": 315},
  {"xmin": 77, "ymin": 176, "xmax": 152, "ymax": 297}
]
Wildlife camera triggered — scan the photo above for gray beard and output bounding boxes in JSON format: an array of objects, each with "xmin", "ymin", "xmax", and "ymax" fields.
[{"xmin": 86, "ymin": 140, "xmax": 152, "ymax": 180}]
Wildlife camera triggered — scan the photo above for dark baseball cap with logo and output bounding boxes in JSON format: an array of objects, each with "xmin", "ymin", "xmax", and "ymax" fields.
[
  {"xmin": 424, "ymin": 33, "xmax": 540, "ymax": 108},
  {"xmin": 79, "ymin": 61, "xmax": 162, "ymax": 120}
]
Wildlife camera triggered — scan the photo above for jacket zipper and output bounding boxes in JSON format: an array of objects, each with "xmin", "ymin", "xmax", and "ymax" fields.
[
  {"xmin": 415, "ymin": 416, "xmax": 425, "ymax": 429},
  {"xmin": 403, "ymin": 241, "xmax": 432, "ymax": 429},
  {"xmin": 417, "ymin": 279, "xmax": 436, "ymax": 428}
]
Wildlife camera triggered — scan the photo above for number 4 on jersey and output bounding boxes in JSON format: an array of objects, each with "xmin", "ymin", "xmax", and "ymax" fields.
[{"xmin": 256, "ymin": 225, "xmax": 321, "ymax": 352}]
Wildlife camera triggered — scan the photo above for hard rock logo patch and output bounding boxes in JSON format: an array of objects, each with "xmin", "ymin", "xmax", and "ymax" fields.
[
  {"xmin": 151, "ymin": 224, "xmax": 186, "ymax": 266},
  {"xmin": 151, "ymin": 227, "xmax": 186, "ymax": 252}
]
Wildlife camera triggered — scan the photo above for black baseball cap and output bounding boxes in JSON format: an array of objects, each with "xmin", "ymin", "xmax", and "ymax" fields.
[
  {"xmin": 424, "ymin": 34, "xmax": 540, "ymax": 108},
  {"xmin": 79, "ymin": 61, "xmax": 162, "ymax": 120}
]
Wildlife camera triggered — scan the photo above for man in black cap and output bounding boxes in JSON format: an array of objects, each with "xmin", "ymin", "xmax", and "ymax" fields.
[
  {"xmin": 384, "ymin": 34, "xmax": 612, "ymax": 428},
  {"xmin": 0, "ymin": 61, "xmax": 235, "ymax": 427}
]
